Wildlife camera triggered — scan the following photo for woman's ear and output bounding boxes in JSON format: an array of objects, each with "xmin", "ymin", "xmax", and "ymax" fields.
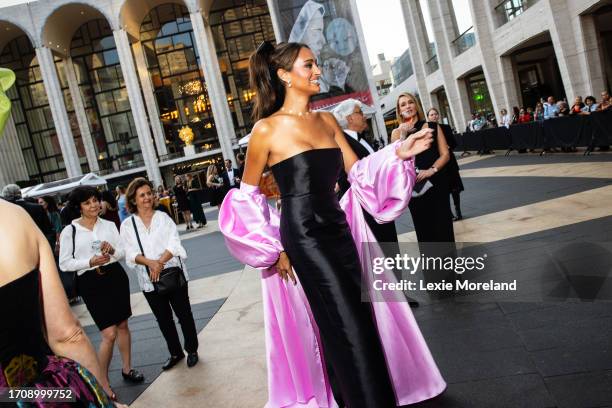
[{"xmin": 276, "ymin": 68, "xmax": 291, "ymax": 86}]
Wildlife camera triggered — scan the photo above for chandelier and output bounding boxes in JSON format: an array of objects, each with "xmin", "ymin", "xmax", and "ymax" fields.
[{"xmin": 180, "ymin": 80, "xmax": 202, "ymax": 96}]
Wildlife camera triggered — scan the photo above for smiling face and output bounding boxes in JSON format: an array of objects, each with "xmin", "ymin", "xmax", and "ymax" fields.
[
  {"xmin": 397, "ymin": 95, "xmax": 419, "ymax": 122},
  {"xmin": 134, "ymin": 184, "xmax": 154, "ymax": 213},
  {"xmin": 80, "ymin": 195, "xmax": 101, "ymax": 219},
  {"xmin": 347, "ymin": 105, "xmax": 368, "ymax": 132},
  {"xmin": 278, "ymin": 47, "xmax": 322, "ymax": 97}
]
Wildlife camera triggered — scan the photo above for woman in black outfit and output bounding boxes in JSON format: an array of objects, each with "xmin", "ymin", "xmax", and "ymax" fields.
[
  {"xmin": 391, "ymin": 93, "xmax": 454, "ymax": 243},
  {"xmin": 59, "ymin": 187, "xmax": 143, "ymax": 400},
  {"xmin": 173, "ymin": 176, "xmax": 193, "ymax": 230},
  {"xmin": 186, "ymin": 173, "xmax": 206, "ymax": 228},
  {"xmin": 427, "ymin": 108, "xmax": 465, "ymax": 221},
  {"xmin": 221, "ymin": 42, "xmax": 443, "ymax": 407}
]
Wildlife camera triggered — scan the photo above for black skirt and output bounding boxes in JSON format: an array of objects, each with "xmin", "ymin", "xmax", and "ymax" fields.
[{"xmin": 77, "ymin": 262, "xmax": 132, "ymax": 331}]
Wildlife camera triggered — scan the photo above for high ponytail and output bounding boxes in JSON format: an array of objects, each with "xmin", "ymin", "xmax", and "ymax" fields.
[{"xmin": 249, "ymin": 41, "xmax": 307, "ymax": 121}]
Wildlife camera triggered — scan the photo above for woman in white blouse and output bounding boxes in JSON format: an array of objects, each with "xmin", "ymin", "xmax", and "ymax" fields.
[
  {"xmin": 59, "ymin": 186, "xmax": 143, "ymax": 401},
  {"xmin": 120, "ymin": 178, "xmax": 199, "ymax": 370}
]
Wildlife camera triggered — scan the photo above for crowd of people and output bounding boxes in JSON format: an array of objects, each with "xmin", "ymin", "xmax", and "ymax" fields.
[
  {"xmin": 467, "ymin": 90, "xmax": 611, "ymax": 132},
  {"xmin": 1, "ymin": 37, "xmax": 608, "ymax": 408}
]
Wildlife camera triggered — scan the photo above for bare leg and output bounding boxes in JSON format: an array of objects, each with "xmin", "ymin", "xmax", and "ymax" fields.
[
  {"xmin": 98, "ymin": 325, "xmax": 118, "ymax": 394},
  {"xmin": 116, "ymin": 320, "xmax": 132, "ymax": 373},
  {"xmin": 183, "ymin": 211, "xmax": 193, "ymax": 227}
]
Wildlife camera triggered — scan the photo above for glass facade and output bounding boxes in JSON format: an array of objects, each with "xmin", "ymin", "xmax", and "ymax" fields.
[
  {"xmin": 465, "ymin": 71, "xmax": 493, "ymax": 116},
  {"xmin": 71, "ymin": 19, "xmax": 143, "ymax": 174},
  {"xmin": 210, "ymin": 0, "xmax": 275, "ymax": 139},
  {"xmin": 140, "ymin": 3, "xmax": 219, "ymax": 158},
  {"xmin": 0, "ymin": 36, "xmax": 69, "ymax": 182}
]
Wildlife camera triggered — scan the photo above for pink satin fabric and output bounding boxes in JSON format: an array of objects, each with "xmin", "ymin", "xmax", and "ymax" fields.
[
  {"xmin": 340, "ymin": 141, "xmax": 447, "ymax": 405},
  {"xmin": 219, "ymin": 184, "xmax": 337, "ymax": 408},
  {"xmin": 219, "ymin": 141, "xmax": 445, "ymax": 407}
]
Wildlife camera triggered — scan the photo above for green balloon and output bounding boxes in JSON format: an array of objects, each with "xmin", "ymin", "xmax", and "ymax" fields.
[{"xmin": 0, "ymin": 68, "xmax": 16, "ymax": 135}]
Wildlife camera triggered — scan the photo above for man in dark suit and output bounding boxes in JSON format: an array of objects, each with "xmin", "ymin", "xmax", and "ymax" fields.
[
  {"xmin": 2, "ymin": 184, "xmax": 54, "ymax": 246},
  {"xmin": 333, "ymin": 99, "xmax": 399, "ymax": 244},
  {"xmin": 235, "ymin": 153, "xmax": 245, "ymax": 184},
  {"xmin": 221, "ymin": 159, "xmax": 240, "ymax": 195}
]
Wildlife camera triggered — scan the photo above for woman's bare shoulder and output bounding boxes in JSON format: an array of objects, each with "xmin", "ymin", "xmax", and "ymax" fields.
[{"xmin": 0, "ymin": 200, "xmax": 39, "ymax": 284}]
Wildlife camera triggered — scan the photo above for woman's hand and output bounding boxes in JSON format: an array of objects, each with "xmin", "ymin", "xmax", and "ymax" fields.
[
  {"xmin": 416, "ymin": 168, "xmax": 435, "ymax": 182},
  {"xmin": 275, "ymin": 251, "xmax": 296, "ymax": 285},
  {"xmin": 100, "ymin": 241, "xmax": 115, "ymax": 256},
  {"xmin": 396, "ymin": 128, "xmax": 434, "ymax": 160},
  {"xmin": 89, "ymin": 254, "xmax": 110, "ymax": 267},
  {"xmin": 398, "ymin": 122, "xmax": 414, "ymax": 139},
  {"xmin": 147, "ymin": 259, "xmax": 164, "ymax": 282}
]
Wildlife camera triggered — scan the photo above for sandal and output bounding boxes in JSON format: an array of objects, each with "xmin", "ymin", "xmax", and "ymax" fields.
[{"xmin": 121, "ymin": 368, "xmax": 145, "ymax": 383}]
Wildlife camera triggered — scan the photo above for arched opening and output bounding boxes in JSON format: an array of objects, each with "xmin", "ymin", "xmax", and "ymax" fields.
[
  {"xmin": 69, "ymin": 18, "xmax": 143, "ymax": 173},
  {"xmin": 139, "ymin": 3, "xmax": 219, "ymax": 156},
  {"xmin": 0, "ymin": 22, "xmax": 87, "ymax": 182},
  {"xmin": 503, "ymin": 32, "xmax": 566, "ymax": 109},
  {"xmin": 209, "ymin": 0, "xmax": 275, "ymax": 138}
]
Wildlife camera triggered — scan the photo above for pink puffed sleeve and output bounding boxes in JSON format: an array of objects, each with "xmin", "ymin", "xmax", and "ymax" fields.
[
  {"xmin": 344, "ymin": 140, "xmax": 417, "ymax": 222},
  {"xmin": 218, "ymin": 183, "xmax": 283, "ymax": 269}
]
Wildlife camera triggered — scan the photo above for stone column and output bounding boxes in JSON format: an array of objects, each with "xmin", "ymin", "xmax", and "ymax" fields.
[
  {"xmin": 401, "ymin": 0, "xmax": 435, "ymax": 110},
  {"xmin": 265, "ymin": 0, "xmax": 283, "ymax": 40},
  {"xmin": 575, "ymin": 14, "xmax": 606, "ymax": 96},
  {"xmin": 0, "ymin": 115, "xmax": 29, "ymax": 185},
  {"xmin": 429, "ymin": 0, "xmax": 469, "ymax": 130},
  {"xmin": 36, "ymin": 46, "xmax": 82, "ymax": 178},
  {"xmin": 543, "ymin": 0, "xmax": 585, "ymax": 100},
  {"xmin": 190, "ymin": 11, "xmax": 237, "ymax": 164},
  {"xmin": 132, "ymin": 41, "xmax": 168, "ymax": 157},
  {"xmin": 466, "ymin": 0, "xmax": 508, "ymax": 122},
  {"xmin": 63, "ymin": 57, "xmax": 99, "ymax": 172},
  {"xmin": 113, "ymin": 29, "xmax": 162, "ymax": 186}
]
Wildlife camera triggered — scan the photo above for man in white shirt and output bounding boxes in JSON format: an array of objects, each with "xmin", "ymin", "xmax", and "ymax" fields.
[
  {"xmin": 500, "ymin": 108, "xmax": 511, "ymax": 129},
  {"xmin": 544, "ymin": 96, "xmax": 559, "ymax": 119}
]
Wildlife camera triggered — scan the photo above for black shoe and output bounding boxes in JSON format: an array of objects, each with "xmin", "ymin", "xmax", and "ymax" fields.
[
  {"xmin": 187, "ymin": 352, "xmax": 199, "ymax": 368},
  {"xmin": 121, "ymin": 368, "xmax": 145, "ymax": 383},
  {"xmin": 162, "ymin": 354, "xmax": 184, "ymax": 370}
]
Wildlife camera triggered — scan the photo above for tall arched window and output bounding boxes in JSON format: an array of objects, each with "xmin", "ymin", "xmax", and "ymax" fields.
[
  {"xmin": 140, "ymin": 3, "xmax": 218, "ymax": 156},
  {"xmin": 71, "ymin": 19, "xmax": 143, "ymax": 173},
  {"xmin": 210, "ymin": 0, "xmax": 275, "ymax": 138},
  {"xmin": 0, "ymin": 35, "xmax": 86, "ymax": 182}
]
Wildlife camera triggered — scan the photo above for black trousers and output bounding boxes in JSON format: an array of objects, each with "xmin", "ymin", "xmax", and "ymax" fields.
[{"xmin": 143, "ymin": 284, "xmax": 198, "ymax": 356}]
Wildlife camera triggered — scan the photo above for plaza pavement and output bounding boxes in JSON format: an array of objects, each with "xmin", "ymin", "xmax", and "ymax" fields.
[{"xmin": 73, "ymin": 151, "xmax": 612, "ymax": 407}]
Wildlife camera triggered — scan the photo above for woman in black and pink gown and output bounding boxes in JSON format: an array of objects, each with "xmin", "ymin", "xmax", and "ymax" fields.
[
  {"xmin": 219, "ymin": 41, "xmax": 446, "ymax": 407},
  {"xmin": 0, "ymin": 200, "xmax": 118, "ymax": 407}
]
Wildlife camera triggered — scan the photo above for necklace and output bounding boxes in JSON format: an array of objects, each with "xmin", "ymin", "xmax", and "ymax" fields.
[{"xmin": 280, "ymin": 107, "xmax": 312, "ymax": 117}]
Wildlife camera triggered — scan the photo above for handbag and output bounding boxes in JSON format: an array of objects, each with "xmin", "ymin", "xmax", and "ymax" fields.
[{"xmin": 131, "ymin": 216, "xmax": 186, "ymax": 295}]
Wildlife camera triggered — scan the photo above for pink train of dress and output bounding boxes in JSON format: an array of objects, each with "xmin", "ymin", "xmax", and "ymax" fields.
[{"xmin": 219, "ymin": 141, "xmax": 446, "ymax": 407}]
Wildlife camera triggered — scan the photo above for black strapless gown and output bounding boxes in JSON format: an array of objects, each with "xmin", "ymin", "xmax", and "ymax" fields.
[
  {"xmin": 271, "ymin": 148, "xmax": 396, "ymax": 408},
  {"xmin": 0, "ymin": 269, "xmax": 112, "ymax": 406}
]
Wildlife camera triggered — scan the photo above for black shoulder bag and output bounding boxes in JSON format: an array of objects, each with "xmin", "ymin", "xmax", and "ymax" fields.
[{"xmin": 131, "ymin": 216, "xmax": 186, "ymax": 295}]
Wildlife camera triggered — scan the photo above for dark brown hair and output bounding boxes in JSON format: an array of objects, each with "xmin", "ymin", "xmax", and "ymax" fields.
[
  {"xmin": 249, "ymin": 41, "xmax": 308, "ymax": 121},
  {"xmin": 126, "ymin": 177, "xmax": 154, "ymax": 214},
  {"xmin": 68, "ymin": 186, "xmax": 101, "ymax": 214}
]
